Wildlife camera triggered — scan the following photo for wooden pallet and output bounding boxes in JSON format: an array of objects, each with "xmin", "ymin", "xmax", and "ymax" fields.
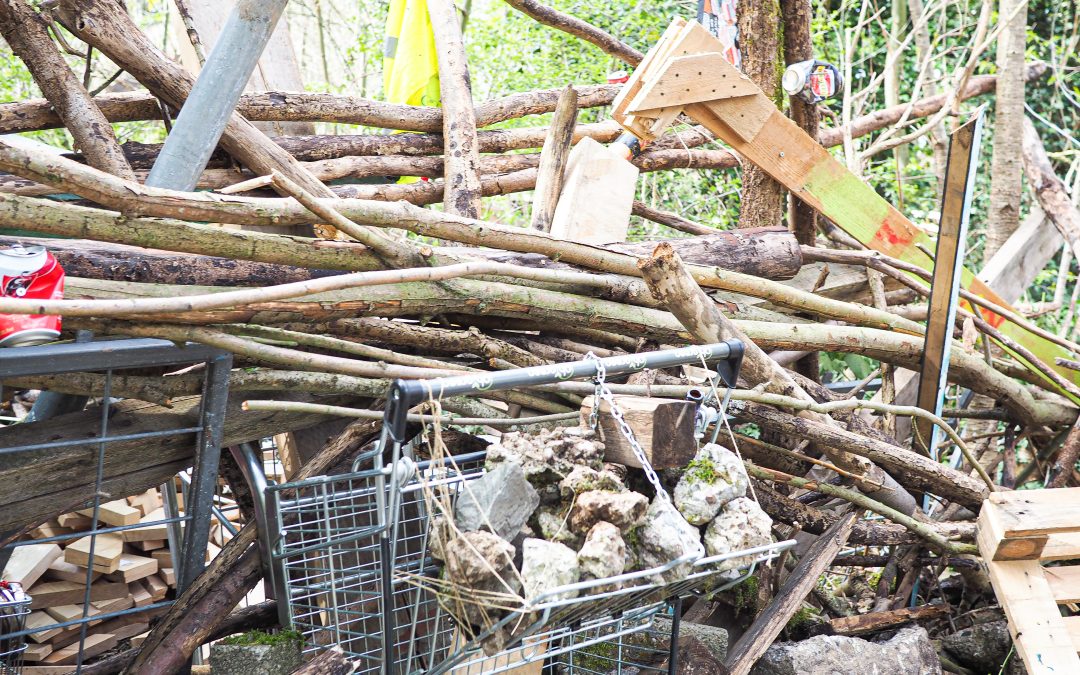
[{"xmin": 977, "ymin": 488, "xmax": 1080, "ymax": 674}]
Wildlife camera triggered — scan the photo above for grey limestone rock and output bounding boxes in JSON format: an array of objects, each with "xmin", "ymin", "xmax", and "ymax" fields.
[
  {"xmin": 637, "ymin": 496, "xmax": 705, "ymax": 581},
  {"xmin": 674, "ymin": 443, "xmax": 748, "ymax": 526},
  {"xmin": 520, "ymin": 538, "xmax": 580, "ymax": 602},
  {"xmin": 751, "ymin": 626, "xmax": 941, "ymax": 675},
  {"xmin": 569, "ymin": 490, "xmax": 649, "ymax": 533},
  {"xmin": 703, "ymin": 496, "xmax": 772, "ymax": 571},
  {"xmin": 454, "ymin": 461, "xmax": 539, "ymax": 541},
  {"xmin": 577, "ymin": 521, "xmax": 627, "ymax": 582}
]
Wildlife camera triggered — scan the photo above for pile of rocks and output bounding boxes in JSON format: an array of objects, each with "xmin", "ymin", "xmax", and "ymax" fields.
[{"xmin": 427, "ymin": 427, "xmax": 773, "ymax": 651}]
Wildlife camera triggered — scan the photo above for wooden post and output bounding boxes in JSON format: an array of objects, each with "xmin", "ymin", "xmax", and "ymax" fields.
[
  {"xmin": 914, "ymin": 111, "xmax": 984, "ymax": 454},
  {"xmin": 428, "ymin": 0, "xmax": 483, "ymax": 218},
  {"xmin": 530, "ymin": 85, "xmax": 579, "ymax": 232}
]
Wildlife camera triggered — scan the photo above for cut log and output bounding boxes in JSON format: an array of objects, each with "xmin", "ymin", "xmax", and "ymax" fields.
[
  {"xmin": 1, "ymin": 542, "xmax": 61, "ymax": 587},
  {"xmin": 827, "ymin": 604, "xmax": 949, "ymax": 635},
  {"xmin": 579, "ymin": 395, "xmax": 697, "ymax": 468}
]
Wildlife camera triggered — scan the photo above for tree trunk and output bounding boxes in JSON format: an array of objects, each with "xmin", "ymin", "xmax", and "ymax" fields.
[
  {"xmin": 0, "ymin": 0, "xmax": 134, "ymax": 180},
  {"xmin": 736, "ymin": 0, "xmax": 786, "ymax": 230},
  {"xmin": 984, "ymin": 0, "xmax": 1028, "ymax": 261}
]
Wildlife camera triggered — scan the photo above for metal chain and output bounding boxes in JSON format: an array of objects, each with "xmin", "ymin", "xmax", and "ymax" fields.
[{"xmin": 584, "ymin": 353, "xmax": 670, "ymax": 502}]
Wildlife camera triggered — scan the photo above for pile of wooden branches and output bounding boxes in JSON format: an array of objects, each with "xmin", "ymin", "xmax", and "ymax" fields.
[{"xmin": 1, "ymin": 0, "xmax": 1079, "ymax": 673}]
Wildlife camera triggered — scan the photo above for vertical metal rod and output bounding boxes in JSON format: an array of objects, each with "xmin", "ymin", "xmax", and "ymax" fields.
[
  {"xmin": 145, "ymin": 0, "xmax": 290, "ymax": 191},
  {"xmin": 178, "ymin": 353, "xmax": 233, "ymax": 591},
  {"xmin": 667, "ymin": 597, "xmax": 683, "ymax": 675},
  {"xmin": 229, "ymin": 443, "xmax": 278, "ymax": 600}
]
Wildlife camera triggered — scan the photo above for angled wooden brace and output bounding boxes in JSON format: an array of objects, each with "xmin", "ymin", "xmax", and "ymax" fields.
[{"xmin": 612, "ymin": 16, "xmax": 1080, "ymax": 397}]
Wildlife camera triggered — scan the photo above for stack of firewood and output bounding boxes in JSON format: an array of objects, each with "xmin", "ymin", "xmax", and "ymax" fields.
[{"xmin": 0, "ymin": 483, "xmax": 244, "ymax": 668}]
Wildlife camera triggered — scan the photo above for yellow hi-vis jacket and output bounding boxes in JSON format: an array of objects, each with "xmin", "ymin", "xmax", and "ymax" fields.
[{"xmin": 383, "ymin": 0, "xmax": 441, "ymax": 107}]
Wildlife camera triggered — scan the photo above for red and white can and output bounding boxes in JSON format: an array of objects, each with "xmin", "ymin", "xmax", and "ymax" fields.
[{"xmin": 0, "ymin": 243, "xmax": 64, "ymax": 347}]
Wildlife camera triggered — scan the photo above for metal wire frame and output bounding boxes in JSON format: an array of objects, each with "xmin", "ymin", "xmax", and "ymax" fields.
[
  {"xmin": 260, "ymin": 342, "xmax": 793, "ymax": 674},
  {"xmin": 551, "ymin": 600, "xmax": 682, "ymax": 675},
  {"xmin": 0, "ymin": 338, "xmax": 231, "ymax": 673},
  {"xmin": 0, "ymin": 585, "xmax": 30, "ymax": 674},
  {"xmin": 266, "ymin": 450, "xmax": 793, "ymax": 675}
]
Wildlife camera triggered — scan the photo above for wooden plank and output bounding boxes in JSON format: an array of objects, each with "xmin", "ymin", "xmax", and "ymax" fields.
[
  {"xmin": 724, "ymin": 514, "xmax": 856, "ymax": 675},
  {"xmin": 1044, "ymin": 566, "xmax": 1080, "ymax": 604},
  {"xmin": 1062, "ymin": 615, "xmax": 1080, "ymax": 648},
  {"xmin": 131, "ymin": 538, "xmax": 166, "ymax": 552},
  {"xmin": 580, "ymin": 395, "xmax": 697, "ymax": 468},
  {"xmin": 1040, "ymin": 531, "xmax": 1080, "ymax": 562},
  {"xmin": 629, "ymin": 52, "xmax": 758, "ymax": 111},
  {"xmin": 130, "ymin": 579, "xmax": 153, "ymax": 608},
  {"xmin": 914, "ymin": 113, "xmax": 982, "ymax": 452},
  {"xmin": 25, "ymin": 610, "xmax": 64, "ymax": 643},
  {"xmin": 990, "ymin": 488, "xmax": 1080, "ymax": 538},
  {"xmin": 29, "ymin": 520, "xmax": 66, "ymax": 540},
  {"xmin": 44, "ymin": 603, "xmax": 101, "ymax": 624},
  {"xmin": 977, "ymin": 497, "xmax": 1046, "ymax": 561},
  {"xmin": 1, "ymin": 542, "xmax": 62, "ymax": 588},
  {"xmin": 150, "ymin": 549, "xmax": 173, "ymax": 568},
  {"xmin": 104, "ymin": 554, "xmax": 158, "ymax": 583},
  {"xmin": 160, "ymin": 567, "xmax": 176, "ymax": 587},
  {"xmin": 28, "ymin": 580, "xmax": 127, "ymax": 609},
  {"xmin": 143, "ymin": 573, "xmax": 168, "ymax": 601},
  {"xmin": 979, "ymin": 208, "xmax": 1061, "ymax": 293},
  {"xmin": 45, "ymin": 559, "xmax": 102, "ymax": 584},
  {"xmin": 985, "ymin": 559, "xmax": 1080, "ymax": 674},
  {"xmin": 127, "ymin": 488, "xmax": 161, "ymax": 517},
  {"xmin": 42, "ymin": 632, "xmax": 117, "ymax": 665},
  {"xmin": 78, "ymin": 499, "xmax": 141, "ymax": 527},
  {"xmin": 56, "ymin": 512, "xmax": 92, "ymax": 530},
  {"xmin": 64, "ymin": 533, "xmax": 124, "ymax": 573},
  {"xmin": 122, "ymin": 508, "xmax": 179, "ymax": 543},
  {"xmin": 23, "ymin": 642, "xmax": 53, "ymax": 662},
  {"xmin": 548, "ymin": 137, "xmax": 638, "ymax": 246},
  {"xmin": 91, "ymin": 594, "xmax": 134, "ymax": 614}
]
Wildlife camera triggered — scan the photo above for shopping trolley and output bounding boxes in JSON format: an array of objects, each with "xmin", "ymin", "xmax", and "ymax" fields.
[
  {"xmin": 0, "ymin": 582, "xmax": 29, "ymax": 675},
  {"xmin": 255, "ymin": 342, "xmax": 795, "ymax": 674}
]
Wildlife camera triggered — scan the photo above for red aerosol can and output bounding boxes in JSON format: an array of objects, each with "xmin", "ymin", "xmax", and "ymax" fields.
[{"xmin": 0, "ymin": 243, "xmax": 64, "ymax": 347}]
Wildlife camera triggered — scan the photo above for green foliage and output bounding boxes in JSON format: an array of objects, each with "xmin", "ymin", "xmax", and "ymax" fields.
[
  {"xmin": 684, "ymin": 456, "xmax": 720, "ymax": 484},
  {"xmin": 220, "ymin": 629, "xmax": 303, "ymax": 647}
]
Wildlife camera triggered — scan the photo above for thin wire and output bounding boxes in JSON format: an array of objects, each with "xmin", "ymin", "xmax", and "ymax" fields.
[{"xmin": 74, "ymin": 369, "xmax": 113, "ymax": 674}]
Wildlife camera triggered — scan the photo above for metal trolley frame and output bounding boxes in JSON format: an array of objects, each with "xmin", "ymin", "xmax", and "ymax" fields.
[{"xmin": 259, "ymin": 342, "xmax": 795, "ymax": 674}]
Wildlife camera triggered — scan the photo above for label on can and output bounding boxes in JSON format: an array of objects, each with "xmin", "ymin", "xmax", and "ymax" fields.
[
  {"xmin": 782, "ymin": 59, "xmax": 843, "ymax": 104},
  {"xmin": 0, "ymin": 243, "xmax": 64, "ymax": 347}
]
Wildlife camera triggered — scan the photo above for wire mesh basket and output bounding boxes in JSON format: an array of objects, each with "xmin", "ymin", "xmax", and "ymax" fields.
[
  {"xmin": 261, "ymin": 343, "xmax": 795, "ymax": 674},
  {"xmin": 0, "ymin": 582, "xmax": 30, "ymax": 675},
  {"xmin": 552, "ymin": 600, "xmax": 681, "ymax": 674}
]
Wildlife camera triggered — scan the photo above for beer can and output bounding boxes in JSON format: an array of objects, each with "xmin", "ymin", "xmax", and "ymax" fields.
[
  {"xmin": 782, "ymin": 59, "xmax": 842, "ymax": 104},
  {"xmin": 0, "ymin": 243, "xmax": 65, "ymax": 347}
]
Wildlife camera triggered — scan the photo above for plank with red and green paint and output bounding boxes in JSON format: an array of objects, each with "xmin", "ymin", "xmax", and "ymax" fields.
[{"xmin": 618, "ymin": 18, "xmax": 1080, "ymax": 400}]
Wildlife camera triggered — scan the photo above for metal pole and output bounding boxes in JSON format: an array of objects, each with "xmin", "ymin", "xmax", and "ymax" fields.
[
  {"xmin": 145, "ymin": 0, "xmax": 290, "ymax": 191},
  {"xmin": 178, "ymin": 352, "xmax": 233, "ymax": 592}
]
